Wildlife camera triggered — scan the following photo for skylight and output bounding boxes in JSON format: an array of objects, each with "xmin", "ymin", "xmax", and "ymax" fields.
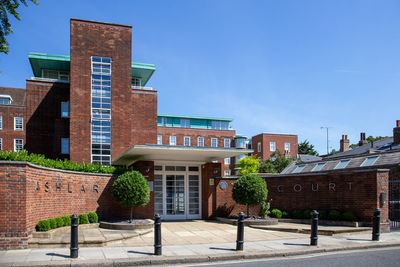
[
  {"xmin": 334, "ymin": 159, "xmax": 350, "ymax": 169},
  {"xmin": 293, "ymin": 165, "xmax": 306, "ymax": 173},
  {"xmin": 312, "ymin": 162, "xmax": 326, "ymax": 172},
  {"xmin": 360, "ymin": 156, "xmax": 379, "ymax": 167}
]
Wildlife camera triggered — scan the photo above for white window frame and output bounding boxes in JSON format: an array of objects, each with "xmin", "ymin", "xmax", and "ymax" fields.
[
  {"xmin": 170, "ymin": 136, "xmax": 176, "ymax": 146},
  {"xmin": 224, "ymin": 170, "xmax": 231, "ymax": 176},
  {"xmin": 184, "ymin": 136, "xmax": 191, "ymax": 146},
  {"xmin": 14, "ymin": 139, "xmax": 23, "ymax": 152},
  {"xmin": 61, "ymin": 138, "xmax": 70, "ymax": 154},
  {"xmin": 224, "ymin": 157, "xmax": 231, "ymax": 165},
  {"xmin": 270, "ymin": 141, "xmax": 276, "ymax": 152},
  {"xmin": 284, "ymin": 142, "xmax": 290, "ymax": 152},
  {"xmin": 211, "ymin": 138, "xmax": 218, "ymax": 148},
  {"xmin": 14, "ymin": 117, "xmax": 23, "ymax": 131},
  {"xmin": 198, "ymin": 137, "xmax": 204, "ymax": 147},
  {"xmin": 224, "ymin": 138, "xmax": 230, "ymax": 148},
  {"xmin": 0, "ymin": 115, "xmax": 2, "ymax": 130},
  {"xmin": 132, "ymin": 77, "xmax": 141, "ymax": 87},
  {"xmin": 157, "ymin": 135, "xmax": 162, "ymax": 145},
  {"xmin": 257, "ymin": 142, "xmax": 261, "ymax": 152}
]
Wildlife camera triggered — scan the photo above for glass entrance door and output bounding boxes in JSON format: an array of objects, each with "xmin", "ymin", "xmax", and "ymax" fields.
[{"xmin": 154, "ymin": 164, "xmax": 201, "ymax": 220}]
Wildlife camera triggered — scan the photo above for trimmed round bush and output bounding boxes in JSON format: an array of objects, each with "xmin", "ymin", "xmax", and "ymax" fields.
[
  {"xmin": 318, "ymin": 210, "xmax": 328, "ymax": 220},
  {"xmin": 341, "ymin": 211, "xmax": 357, "ymax": 221},
  {"xmin": 48, "ymin": 218, "xmax": 57, "ymax": 229},
  {"xmin": 302, "ymin": 209, "xmax": 311, "ymax": 219},
  {"xmin": 55, "ymin": 217, "xmax": 64, "ymax": 228},
  {"xmin": 36, "ymin": 220, "xmax": 51, "ymax": 232},
  {"xmin": 282, "ymin": 211, "xmax": 290, "ymax": 218},
  {"xmin": 232, "ymin": 174, "xmax": 268, "ymax": 216},
  {"xmin": 79, "ymin": 214, "xmax": 89, "ymax": 224},
  {"xmin": 292, "ymin": 210, "xmax": 303, "ymax": 219},
  {"xmin": 328, "ymin": 210, "xmax": 341, "ymax": 221},
  {"xmin": 88, "ymin": 212, "xmax": 98, "ymax": 223},
  {"xmin": 112, "ymin": 171, "xmax": 150, "ymax": 221},
  {"xmin": 62, "ymin": 216, "xmax": 71, "ymax": 226},
  {"xmin": 271, "ymin": 209, "xmax": 282, "ymax": 219}
]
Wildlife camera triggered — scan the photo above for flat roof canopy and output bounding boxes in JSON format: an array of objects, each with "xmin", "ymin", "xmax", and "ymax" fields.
[{"xmin": 113, "ymin": 145, "xmax": 253, "ymax": 166}]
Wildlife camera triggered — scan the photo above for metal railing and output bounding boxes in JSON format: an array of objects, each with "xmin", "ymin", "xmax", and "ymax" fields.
[
  {"xmin": 132, "ymin": 85, "xmax": 153, "ymax": 90},
  {"xmin": 30, "ymin": 77, "xmax": 70, "ymax": 83}
]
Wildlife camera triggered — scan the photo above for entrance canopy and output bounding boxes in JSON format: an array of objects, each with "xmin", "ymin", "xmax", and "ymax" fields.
[{"xmin": 113, "ymin": 144, "xmax": 253, "ymax": 166}]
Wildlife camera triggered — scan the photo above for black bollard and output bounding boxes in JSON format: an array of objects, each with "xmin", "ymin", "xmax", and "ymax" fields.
[
  {"xmin": 236, "ymin": 212, "xmax": 245, "ymax": 251},
  {"xmin": 70, "ymin": 214, "xmax": 79, "ymax": 258},
  {"xmin": 154, "ymin": 213, "xmax": 162, "ymax": 255},
  {"xmin": 372, "ymin": 208, "xmax": 381, "ymax": 241},
  {"xmin": 310, "ymin": 210, "xmax": 319, "ymax": 246}
]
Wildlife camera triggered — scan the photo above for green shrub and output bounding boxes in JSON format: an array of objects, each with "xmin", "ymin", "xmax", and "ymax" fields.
[
  {"xmin": 341, "ymin": 211, "xmax": 357, "ymax": 221},
  {"xmin": 328, "ymin": 210, "xmax": 341, "ymax": 220},
  {"xmin": 260, "ymin": 202, "xmax": 270, "ymax": 218},
  {"xmin": 55, "ymin": 217, "xmax": 64, "ymax": 228},
  {"xmin": 62, "ymin": 216, "xmax": 71, "ymax": 226},
  {"xmin": 88, "ymin": 212, "xmax": 98, "ymax": 223},
  {"xmin": 271, "ymin": 209, "xmax": 282, "ymax": 219},
  {"xmin": 318, "ymin": 210, "xmax": 328, "ymax": 220},
  {"xmin": 48, "ymin": 218, "xmax": 57, "ymax": 229},
  {"xmin": 282, "ymin": 211, "xmax": 290, "ymax": 218},
  {"xmin": 302, "ymin": 209, "xmax": 311, "ymax": 219},
  {"xmin": 0, "ymin": 150, "xmax": 127, "ymax": 174},
  {"xmin": 292, "ymin": 210, "xmax": 303, "ymax": 219},
  {"xmin": 232, "ymin": 174, "xmax": 268, "ymax": 216},
  {"xmin": 79, "ymin": 214, "xmax": 89, "ymax": 224},
  {"xmin": 112, "ymin": 171, "xmax": 150, "ymax": 222},
  {"xmin": 36, "ymin": 220, "xmax": 51, "ymax": 232}
]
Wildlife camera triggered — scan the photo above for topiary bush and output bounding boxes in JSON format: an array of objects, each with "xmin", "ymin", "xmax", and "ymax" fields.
[
  {"xmin": 112, "ymin": 171, "xmax": 150, "ymax": 222},
  {"xmin": 79, "ymin": 214, "xmax": 89, "ymax": 224},
  {"xmin": 88, "ymin": 212, "xmax": 98, "ymax": 223},
  {"xmin": 36, "ymin": 220, "xmax": 51, "ymax": 232},
  {"xmin": 318, "ymin": 210, "xmax": 328, "ymax": 220},
  {"xmin": 260, "ymin": 202, "xmax": 270, "ymax": 219},
  {"xmin": 55, "ymin": 217, "xmax": 64, "ymax": 228},
  {"xmin": 271, "ymin": 209, "xmax": 282, "ymax": 219},
  {"xmin": 282, "ymin": 211, "xmax": 290, "ymax": 218},
  {"xmin": 48, "ymin": 218, "xmax": 57, "ymax": 229},
  {"xmin": 292, "ymin": 210, "xmax": 303, "ymax": 219},
  {"xmin": 232, "ymin": 174, "xmax": 268, "ymax": 217},
  {"xmin": 302, "ymin": 209, "xmax": 311, "ymax": 219},
  {"xmin": 328, "ymin": 210, "xmax": 341, "ymax": 221},
  {"xmin": 341, "ymin": 211, "xmax": 357, "ymax": 221},
  {"xmin": 62, "ymin": 216, "xmax": 71, "ymax": 226}
]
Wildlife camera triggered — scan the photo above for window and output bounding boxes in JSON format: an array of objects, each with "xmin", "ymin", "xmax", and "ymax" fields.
[
  {"xmin": 42, "ymin": 69, "xmax": 70, "ymax": 81},
  {"xmin": 284, "ymin": 142, "xmax": 290, "ymax": 152},
  {"xmin": 198, "ymin": 137, "xmax": 204, "ymax": 147},
  {"xmin": 170, "ymin": 136, "xmax": 176, "ymax": 146},
  {"xmin": 211, "ymin": 138, "xmax": 218, "ymax": 147},
  {"xmin": 293, "ymin": 165, "xmax": 305, "ymax": 173},
  {"xmin": 14, "ymin": 117, "xmax": 23, "ymax": 131},
  {"xmin": 211, "ymin": 120, "xmax": 229, "ymax": 130},
  {"xmin": 257, "ymin": 142, "xmax": 261, "ymax": 152},
  {"xmin": 61, "ymin": 102, "xmax": 70, "ymax": 118},
  {"xmin": 224, "ymin": 158, "xmax": 231, "ymax": 165},
  {"xmin": 0, "ymin": 116, "xmax": 2, "ymax": 130},
  {"xmin": 0, "ymin": 95, "xmax": 12, "ymax": 105},
  {"xmin": 157, "ymin": 135, "xmax": 162, "ymax": 145},
  {"xmin": 270, "ymin": 156, "xmax": 276, "ymax": 161},
  {"xmin": 61, "ymin": 138, "xmax": 69, "ymax": 154},
  {"xmin": 132, "ymin": 77, "xmax": 141, "ymax": 87},
  {"xmin": 224, "ymin": 170, "xmax": 231, "ymax": 176},
  {"xmin": 312, "ymin": 162, "xmax": 326, "ymax": 172},
  {"xmin": 184, "ymin": 136, "xmax": 190, "ymax": 146},
  {"xmin": 334, "ymin": 159, "xmax": 350, "ymax": 169},
  {"xmin": 0, "ymin": 138, "xmax": 2, "ymax": 150},
  {"xmin": 270, "ymin": 142, "xmax": 276, "ymax": 152},
  {"xmin": 361, "ymin": 156, "xmax": 379, "ymax": 167},
  {"xmin": 224, "ymin": 138, "xmax": 231, "ymax": 148},
  {"xmin": 181, "ymin": 119, "xmax": 190, "ymax": 128},
  {"xmin": 14, "ymin": 139, "xmax": 23, "ymax": 152}
]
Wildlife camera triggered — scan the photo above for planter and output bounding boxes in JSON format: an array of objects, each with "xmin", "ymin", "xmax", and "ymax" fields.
[
  {"xmin": 216, "ymin": 217, "xmax": 278, "ymax": 226},
  {"xmin": 99, "ymin": 219, "xmax": 153, "ymax": 230},
  {"xmin": 278, "ymin": 218, "xmax": 362, "ymax": 227}
]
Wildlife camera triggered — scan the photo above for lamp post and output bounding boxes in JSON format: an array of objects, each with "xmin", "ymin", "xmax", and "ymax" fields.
[{"xmin": 320, "ymin": 127, "xmax": 331, "ymax": 155}]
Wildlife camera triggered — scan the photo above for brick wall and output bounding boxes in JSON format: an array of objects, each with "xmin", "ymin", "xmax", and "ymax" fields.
[
  {"xmin": 25, "ymin": 80, "xmax": 69, "ymax": 159},
  {"xmin": 201, "ymin": 162, "xmax": 220, "ymax": 219},
  {"xmin": 0, "ymin": 105, "xmax": 25, "ymax": 152},
  {"xmin": 252, "ymin": 133, "xmax": 298, "ymax": 161}
]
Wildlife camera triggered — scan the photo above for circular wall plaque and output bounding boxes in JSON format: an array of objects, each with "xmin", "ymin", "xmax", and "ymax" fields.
[{"xmin": 220, "ymin": 181, "xmax": 228, "ymax": 190}]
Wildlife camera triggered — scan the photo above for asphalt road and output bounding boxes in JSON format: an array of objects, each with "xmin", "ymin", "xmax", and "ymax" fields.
[{"xmin": 185, "ymin": 247, "xmax": 400, "ymax": 267}]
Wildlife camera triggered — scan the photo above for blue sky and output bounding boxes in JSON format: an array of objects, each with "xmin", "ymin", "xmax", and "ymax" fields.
[{"xmin": 1, "ymin": 0, "xmax": 399, "ymax": 154}]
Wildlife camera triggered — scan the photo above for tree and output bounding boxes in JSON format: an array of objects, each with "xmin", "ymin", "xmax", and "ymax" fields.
[
  {"xmin": 236, "ymin": 155, "xmax": 259, "ymax": 175},
  {"xmin": 298, "ymin": 140, "xmax": 319, "ymax": 156},
  {"xmin": 232, "ymin": 174, "xmax": 268, "ymax": 217},
  {"xmin": 1, "ymin": 0, "xmax": 38, "ymax": 54},
  {"xmin": 111, "ymin": 171, "xmax": 150, "ymax": 222},
  {"xmin": 350, "ymin": 136, "xmax": 389, "ymax": 149},
  {"xmin": 258, "ymin": 151, "xmax": 294, "ymax": 173}
]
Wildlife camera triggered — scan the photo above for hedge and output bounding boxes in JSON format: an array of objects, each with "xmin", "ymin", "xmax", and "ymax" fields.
[
  {"xmin": 270, "ymin": 209, "xmax": 282, "ymax": 219},
  {"xmin": 79, "ymin": 214, "xmax": 89, "ymax": 224},
  {"xmin": 0, "ymin": 150, "xmax": 127, "ymax": 174},
  {"xmin": 88, "ymin": 212, "xmax": 98, "ymax": 223},
  {"xmin": 279, "ymin": 209, "xmax": 357, "ymax": 221},
  {"xmin": 36, "ymin": 212, "xmax": 98, "ymax": 232}
]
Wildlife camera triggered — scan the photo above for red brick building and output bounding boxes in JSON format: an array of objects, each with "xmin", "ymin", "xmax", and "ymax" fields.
[{"xmin": 252, "ymin": 133, "xmax": 298, "ymax": 161}]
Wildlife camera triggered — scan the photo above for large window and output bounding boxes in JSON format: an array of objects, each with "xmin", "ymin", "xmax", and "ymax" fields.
[
  {"xmin": 170, "ymin": 136, "xmax": 176, "ymax": 146},
  {"xmin": 157, "ymin": 135, "xmax": 162, "ymax": 145},
  {"xmin": 42, "ymin": 69, "xmax": 70, "ymax": 81},
  {"xmin": 61, "ymin": 138, "xmax": 70, "ymax": 154},
  {"xmin": 211, "ymin": 138, "xmax": 218, "ymax": 147},
  {"xmin": 14, "ymin": 139, "xmax": 23, "ymax": 152},
  {"xmin": 184, "ymin": 136, "xmax": 190, "ymax": 146},
  {"xmin": 198, "ymin": 137, "xmax": 204, "ymax": 147},
  {"xmin": 257, "ymin": 142, "xmax": 261, "ymax": 152},
  {"xmin": 61, "ymin": 102, "xmax": 70, "ymax": 118},
  {"xmin": 211, "ymin": 120, "xmax": 229, "ymax": 130},
  {"xmin": 91, "ymin": 56, "xmax": 112, "ymax": 165},
  {"xmin": 14, "ymin": 117, "xmax": 23, "ymax": 131},
  {"xmin": 270, "ymin": 141, "xmax": 276, "ymax": 152},
  {"xmin": 284, "ymin": 142, "xmax": 290, "ymax": 152},
  {"xmin": 224, "ymin": 138, "xmax": 231, "ymax": 148},
  {"xmin": 181, "ymin": 119, "xmax": 190, "ymax": 128},
  {"xmin": 0, "ymin": 116, "xmax": 2, "ymax": 130}
]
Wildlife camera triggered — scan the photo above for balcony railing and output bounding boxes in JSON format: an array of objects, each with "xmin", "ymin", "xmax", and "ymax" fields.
[
  {"xmin": 132, "ymin": 85, "xmax": 153, "ymax": 90},
  {"xmin": 30, "ymin": 77, "xmax": 70, "ymax": 84}
]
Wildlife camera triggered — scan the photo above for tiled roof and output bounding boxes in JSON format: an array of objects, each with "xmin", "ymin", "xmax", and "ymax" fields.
[{"xmin": 0, "ymin": 87, "xmax": 26, "ymax": 106}]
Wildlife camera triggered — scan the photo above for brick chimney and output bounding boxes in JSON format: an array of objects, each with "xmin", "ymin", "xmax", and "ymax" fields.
[
  {"xmin": 340, "ymin": 134, "xmax": 350, "ymax": 152},
  {"xmin": 394, "ymin": 120, "xmax": 400, "ymax": 144},
  {"xmin": 358, "ymin": 132, "xmax": 368, "ymax": 146}
]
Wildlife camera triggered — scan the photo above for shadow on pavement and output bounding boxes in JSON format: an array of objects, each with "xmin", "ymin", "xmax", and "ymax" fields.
[
  {"xmin": 46, "ymin": 252, "xmax": 70, "ymax": 258},
  {"xmin": 209, "ymin": 247, "xmax": 236, "ymax": 251},
  {"xmin": 128, "ymin": 250, "xmax": 154, "ymax": 255},
  {"xmin": 283, "ymin": 243, "xmax": 309, "ymax": 246}
]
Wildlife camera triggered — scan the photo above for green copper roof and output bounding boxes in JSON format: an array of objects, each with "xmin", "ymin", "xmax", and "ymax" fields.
[
  {"xmin": 28, "ymin": 52, "xmax": 156, "ymax": 86},
  {"xmin": 158, "ymin": 114, "xmax": 233, "ymax": 122}
]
